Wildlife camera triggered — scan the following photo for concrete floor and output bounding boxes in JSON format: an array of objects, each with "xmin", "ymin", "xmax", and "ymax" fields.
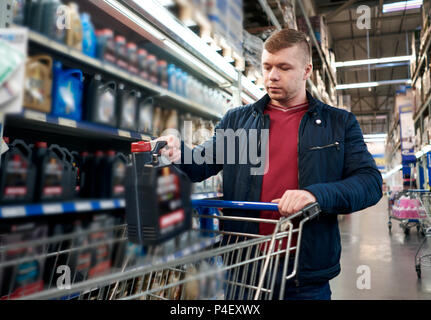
[{"xmin": 330, "ymin": 196, "xmax": 431, "ymax": 300}]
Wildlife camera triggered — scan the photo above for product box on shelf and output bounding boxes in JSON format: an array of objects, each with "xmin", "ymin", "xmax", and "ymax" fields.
[
  {"xmin": 415, "ymin": 127, "xmax": 421, "ymax": 151},
  {"xmin": 414, "ymin": 80, "xmax": 423, "ymax": 113},
  {"xmin": 422, "ymin": 116, "xmax": 429, "ymax": 147},
  {"xmin": 424, "ymin": 67, "xmax": 431, "ymax": 99}
]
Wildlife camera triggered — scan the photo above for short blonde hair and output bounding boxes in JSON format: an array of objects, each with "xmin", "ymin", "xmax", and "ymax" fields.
[{"xmin": 264, "ymin": 28, "xmax": 311, "ymax": 65}]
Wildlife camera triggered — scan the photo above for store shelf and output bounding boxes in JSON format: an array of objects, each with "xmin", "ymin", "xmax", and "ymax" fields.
[
  {"xmin": 5, "ymin": 110, "xmax": 151, "ymax": 142},
  {"xmin": 296, "ymin": 0, "xmax": 337, "ymax": 88},
  {"xmin": 191, "ymin": 192, "xmax": 223, "ymax": 200},
  {"xmin": 27, "ymin": 29, "xmax": 223, "ymax": 120},
  {"xmin": 412, "ymin": 25, "xmax": 431, "ymax": 86},
  {"xmin": 413, "ymin": 90, "xmax": 431, "ymax": 123},
  {"xmin": 0, "ymin": 198, "xmax": 126, "ymax": 219},
  {"xmin": 0, "ymin": 192, "xmax": 223, "ymax": 219}
]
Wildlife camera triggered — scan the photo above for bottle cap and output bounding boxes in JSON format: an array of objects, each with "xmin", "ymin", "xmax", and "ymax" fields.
[
  {"xmin": 35, "ymin": 141, "xmax": 47, "ymax": 148},
  {"xmin": 131, "ymin": 141, "xmax": 151, "ymax": 153}
]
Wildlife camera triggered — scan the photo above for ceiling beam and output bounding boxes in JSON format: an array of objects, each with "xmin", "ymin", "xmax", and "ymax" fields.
[
  {"xmin": 333, "ymin": 30, "xmax": 417, "ymax": 42},
  {"xmin": 326, "ymin": 0, "xmax": 358, "ymax": 21},
  {"xmin": 257, "ymin": 0, "xmax": 282, "ymax": 29},
  {"xmin": 327, "ymin": 13, "xmax": 420, "ymax": 26}
]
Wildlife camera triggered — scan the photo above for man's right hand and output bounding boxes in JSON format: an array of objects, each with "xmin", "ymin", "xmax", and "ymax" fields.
[{"xmin": 154, "ymin": 134, "xmax": 181, "ymax": 163}]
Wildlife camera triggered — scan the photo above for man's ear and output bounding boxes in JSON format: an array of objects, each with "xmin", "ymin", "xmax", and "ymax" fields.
[{"xmin": 304, "ymin": 63, "xmax": 313, "ymax": 80}]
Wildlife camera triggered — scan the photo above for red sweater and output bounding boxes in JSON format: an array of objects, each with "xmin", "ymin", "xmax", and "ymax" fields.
[{"xmin": 259, "ymin": 101, "xmax": 308, "ymax": 251}]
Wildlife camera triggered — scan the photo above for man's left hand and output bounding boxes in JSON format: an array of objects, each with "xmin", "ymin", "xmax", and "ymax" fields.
[{"xmin": 272, "ymin": 190, "xmax": 317, "ymax": 217}]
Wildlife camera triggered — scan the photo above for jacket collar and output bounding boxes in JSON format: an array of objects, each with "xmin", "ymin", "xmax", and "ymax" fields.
[{"xmin": 252, "ymin": 90, "xmax": 322, "ymax": 116}]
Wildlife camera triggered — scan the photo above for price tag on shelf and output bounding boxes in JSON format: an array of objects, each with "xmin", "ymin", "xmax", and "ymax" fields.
[
  {"xmin": 100, "ymin": 200, "xmax": 115, "ymax": 209},
  {"xmin": 118, "ymin": 130, "xmax": 131, "ymax": 138},
  {"xmin": 58, "ymin": 117, "xmax": 77, "ymax": 128},
  {"xmin": 74, "ymin": 201, "xmax": 92, "ymax": 212},
  {"xmin": 141, "ymin": 134, "xmax": 151, "ymax": 141},
  {"xmin": 1, "ymin": 206, "xmax": 26, "ymax": 218},
  {"xmin": 24, "ymin": 110, "xmax": 47, "ymax": 122},
  {"xmin": 42, "ymin": 204, "xmax": 63, "ymax": 215}
]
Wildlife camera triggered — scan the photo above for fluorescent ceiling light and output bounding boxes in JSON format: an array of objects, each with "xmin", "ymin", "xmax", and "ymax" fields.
[
  {"xmin": 382, "ymin": 0, "xmax": 422, "ymax": 13},
  {"xmin": 337, "ymin": 82, "xmax": 378, "ymax": 90},
  {"xmin": 416, "ymin": 150, "xmax": 424, "ymax": 158},
  {"xmin": 364, "ymin": 134, "xmax": 388, "ymax": 139},
  {"xmin": 422, "ymin": 144, "xmax": 431, "ymax": 154},
  {"xmin": 156, "ymin": 0, "xmax": 175, "ymax": 6},
  {"xmin": 241, "ymin": 92, "xmax": 255, "ymax": 104},
  {"xmin": 382, "ymin": 164, "xmax": 402, "ymax": 179},
  {"xmin": 336, "ymin": 79, "xmax": 412, "ymax": 90},
  {"xmin": 334, "ymin": 55, "xmax": 414, "ymax": 68}
]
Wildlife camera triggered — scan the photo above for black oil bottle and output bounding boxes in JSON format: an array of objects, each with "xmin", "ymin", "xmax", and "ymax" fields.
[
  {"xmin": 0, "ymin": 139, "xmax": 36, "ymax": 203},
  {"xmin": 32, "ymin": 142, "xmax": 67, "ymax": 202},
  {"xmin": 125, "ymin": 140, "xmax": 192, "ymax": 245}
]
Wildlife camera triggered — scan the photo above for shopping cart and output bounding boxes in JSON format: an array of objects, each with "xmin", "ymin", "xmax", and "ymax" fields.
[
  {"xmin": 387, "ymin": 189, "xmax": 431, "ymax": 235},
  {"xmin": 4, "ymin": 200, "xmax": 320, "ymax": 300}
]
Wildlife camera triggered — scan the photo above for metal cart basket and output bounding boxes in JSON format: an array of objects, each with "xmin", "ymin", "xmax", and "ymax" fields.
[
  {"xmin": 1, "ymin": 200, "xmax": 320, "ymax": 300},
  {"xmin": 388, "ymin": 190, "xmax": 431, "ymax": 235}
]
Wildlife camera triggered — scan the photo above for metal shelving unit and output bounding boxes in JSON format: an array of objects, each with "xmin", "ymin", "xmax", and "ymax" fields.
[{"xmin": 27, "ymin": 29, "xmax": 223, "ymax": 121}]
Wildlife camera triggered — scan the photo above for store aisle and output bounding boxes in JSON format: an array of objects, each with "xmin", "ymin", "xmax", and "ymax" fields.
[{"xmin": 330, "ymin": 197, "xmax": 431, "ymax": 300}]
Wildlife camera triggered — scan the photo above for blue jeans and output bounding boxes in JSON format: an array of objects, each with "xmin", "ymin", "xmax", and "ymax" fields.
[{"xmin": 225, "ymin": 258, "xmax": 332, "ymax": 300}]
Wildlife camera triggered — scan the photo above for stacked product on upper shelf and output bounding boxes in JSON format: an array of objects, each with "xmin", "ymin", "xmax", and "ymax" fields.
[
  {"xmin": 297, "ymin": 14, "xmax": 337, "ymax": 106},
  {"xmin": 173, "ymin": 0, "xmax": 245, "ymax": 70},
  {"xmin": 13, "ymin": 0, "xmax": 231, "ymax": 124},
  {"xmin": 412, "ymin": 1, "xmax": 431, "ymax": 116}
]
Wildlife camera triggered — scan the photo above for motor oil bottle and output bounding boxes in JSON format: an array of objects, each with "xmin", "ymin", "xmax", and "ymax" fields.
[
  {"xmin": 77, "ymin": 151, "xmax": 92, "ymax": 198},
  {"xmin": 32, "ymin": 142, "xmax": 67, "ymax": 202},
  {"xmin": 80, "ymin": 13, "xmax": 97, "ymax": 58},
  {"xmin": 62, "ymin": 148, "xmax": 77, "ymax": 200},
  {"xmin": 27, "ymin": 0, "xmax": 46, "ymax": 33},
  {"xmin": 71, "ymin": 151, "xmax": 82, "ymax": 197},
  {"xmin": 117, "ymin": 84, "xmax": 138, "ymax": 131},
  {"xmin": 51, "ymin": 61, "xmax": 83, "ymax": 121},
  {"xmin": 125, "ymin": 140, "xmax": 192, "ymax": 245},
  {"xmin": 96, "ymin": 29, "xmax": 116, "ymax": 65},
  {"xmin": 88, "ymin": 151, "xmax": 104, "ymax": 198},
  {"xmin": 99, "ymin": 151, "xmax": 127, "ymax": 198},
  {"xmin": 23, "ymin": 55, "xmax": 53, "ymax": 113},
  {"xmin": 0, "ymin": 139, "xmax": 36, "ymax": 204},
  {"xmin": 41, "ymin": 0, "xmax": 65, "ymax": 43},
  {"xmin": 86, "ymin": 74, "xmax": 117, "ymax": 127},
  {"xmin": 65, "ymin": 2, "xmax": 83, "ymax": 51}
]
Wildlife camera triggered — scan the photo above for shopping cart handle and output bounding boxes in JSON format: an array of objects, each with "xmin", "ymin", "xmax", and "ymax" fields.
[
  {"xmin": 191, "ymin": 200, "xmax": 321, "ymax": 219},
  {"xmin": 191, "ymin": 199, "xmax": 279, "ymax": 211}
]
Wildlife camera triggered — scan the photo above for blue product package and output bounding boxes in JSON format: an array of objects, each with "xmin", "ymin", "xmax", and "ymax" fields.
[
  {"xmin": 198, "ymin": 206, "xmax": 219, "ymax": 237},
  {"xmin": 175, "ymin": 68, "xmax": 183, "ymax": 96},
  {"xmin": 181, "ymin": 71, "xmax": 188, "ymax": 97},
  {"xmin": 167, "ymin": 64, "xmax": 176, "ymax": 93},
  {"xmin": 81, "ymin": 13, "xmax": 97, "ymax": 58},
  {"xmin": 51, "ymin": 62, "xmax": 83, "ymax": 121}
]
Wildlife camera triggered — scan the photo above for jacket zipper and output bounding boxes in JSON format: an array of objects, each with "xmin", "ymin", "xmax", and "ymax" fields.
[
  {"xmin": 309, "ymin": 141, "xmax": 340, "ymax": 151},
  {"xmin": 295, "ymin": 112, "xmax": 308, "ymax": 288}
]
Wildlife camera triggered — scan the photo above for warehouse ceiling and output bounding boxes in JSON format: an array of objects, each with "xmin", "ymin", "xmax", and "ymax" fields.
[{"xmin": 243, "ymin": 0, "xmax": 423, "ymax": 134}]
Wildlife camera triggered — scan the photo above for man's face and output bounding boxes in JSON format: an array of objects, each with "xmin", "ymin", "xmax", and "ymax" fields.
[{"xmin": 262, "ymin": 45, "xmax": 312, "ymax": 103}]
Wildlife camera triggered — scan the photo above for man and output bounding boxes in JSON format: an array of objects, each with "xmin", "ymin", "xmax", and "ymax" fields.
[{"xmin": 158, "ymin": 29, "xmax": 382, "ymax": 299}]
